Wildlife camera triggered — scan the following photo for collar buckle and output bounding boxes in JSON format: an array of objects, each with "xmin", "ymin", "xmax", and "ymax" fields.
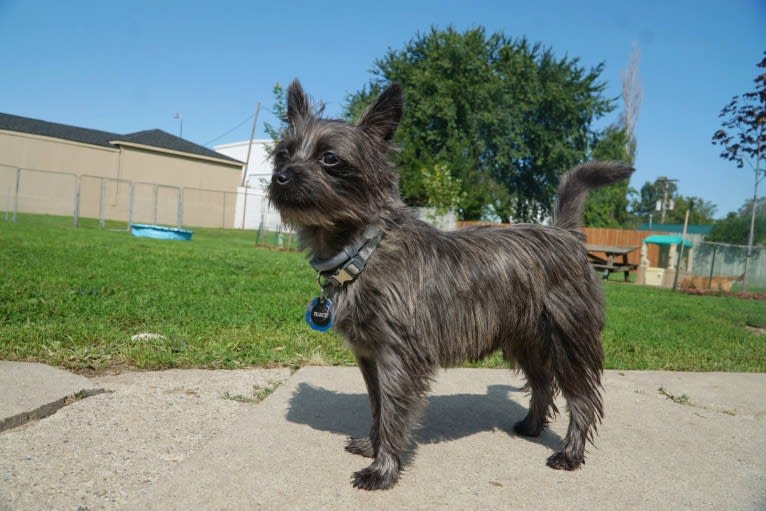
[{"xmin": 310, "ymin": 225, "xmax": 383, "ymax": 288}]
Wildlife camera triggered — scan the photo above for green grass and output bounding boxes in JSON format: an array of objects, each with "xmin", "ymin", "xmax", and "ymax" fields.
[
  {"xmin": 1, "ymin": 214, "xmax": 764, "ymax": 372},
  {"xmin": 1, "ymin": 215, "xmax": 352, "ymax": 371},
  {"xmin": 601, "ymin": 283, "xmax": 765, "ymax": 371}
]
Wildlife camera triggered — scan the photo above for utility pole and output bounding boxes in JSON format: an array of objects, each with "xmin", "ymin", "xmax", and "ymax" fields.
[
  {"xmin": 240, "ymin": 103, "xmax": 261, "ymax": 230},
  {"xmin": 173, "ymin": 113, "xmax": 183, "ymax": 138},
  {"xmin": 240, "ymin": 103, "xmax": 261, "ymax": 187},
  {"xmin": 671, "ymin": 207, "xmax": 691, "ymax": 292},
  {"xmin": 657, "ymin": 177, "xmax": 678, "ymax": 224}
]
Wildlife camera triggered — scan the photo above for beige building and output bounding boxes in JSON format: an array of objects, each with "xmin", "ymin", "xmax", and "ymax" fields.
[{"xmin": 0, "ymin": 112, "xmax": 244, "ymax": 228}]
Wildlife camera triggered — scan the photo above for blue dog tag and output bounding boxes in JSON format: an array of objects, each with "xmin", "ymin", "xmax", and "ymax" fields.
[{"xmin": 305, "ymin": 297, "xmax": 334, "ymax": 332}]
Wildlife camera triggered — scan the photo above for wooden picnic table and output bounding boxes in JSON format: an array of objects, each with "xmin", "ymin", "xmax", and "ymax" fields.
[{"xmin": 584, "ymin": 244, "xmax": 639, "ymax": 282}]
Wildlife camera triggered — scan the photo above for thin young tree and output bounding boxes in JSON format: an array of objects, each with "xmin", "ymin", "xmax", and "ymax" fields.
[
  {"xmin": 712, "ymin": 52, "xmax": 766, "ymax": 288},
  {"xmin": 621, "ymin": 42, "xmax": 642, "ymax": 161}
]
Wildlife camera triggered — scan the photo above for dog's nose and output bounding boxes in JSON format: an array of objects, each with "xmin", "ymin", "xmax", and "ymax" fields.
[{"xmin": 272, "ymin": 171, "xmax": 291, "ymax": 186}]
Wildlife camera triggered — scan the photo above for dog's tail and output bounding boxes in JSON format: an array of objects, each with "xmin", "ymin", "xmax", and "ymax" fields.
[{"xmin": 553, "ymin": 161, "xmax": 635, "ymax": 233}]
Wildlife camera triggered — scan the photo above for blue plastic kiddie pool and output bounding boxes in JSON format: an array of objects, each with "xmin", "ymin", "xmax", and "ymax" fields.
[{"xmin": 129, "ymin": 224, "xmax": 193, "ymax": 241}]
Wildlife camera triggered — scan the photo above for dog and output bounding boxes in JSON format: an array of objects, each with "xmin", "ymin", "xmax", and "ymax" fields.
[{"xmin": 268, "ymin": 79, "xmax": 634, "ymax": 490}]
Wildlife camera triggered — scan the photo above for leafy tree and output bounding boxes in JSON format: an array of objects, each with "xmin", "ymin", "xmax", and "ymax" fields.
[
  {"xmin": 630, "ymin": 177, "xmax": 679, "ymax": 224},
  {"xmin": 420, "ymin": 163, "xmax": 466, "ymax": 215},
  {"xmin": 664, "ymin": 196, "xmax": 717, "ymax": 225},
  {"xmin": 263, "ymin": 83, "xmax": 287, "ymax": 149},
  {"xmin": 345, "ymin": 26, "xmax": 614, "ymax": 222},
  {"xmin": 707, "ymin": 198, "xmax": 766, "ymax": 245},
  {"xmin": 712, "ymin": 51, "xmax": 766, "ymax": 286},
  {"xmin": 738, "ymin": 196, "xmax": 766, "ymax": 218},
  {"xmin": 628, "ymin": 177, "xmax": 717, "ymax": 225}
]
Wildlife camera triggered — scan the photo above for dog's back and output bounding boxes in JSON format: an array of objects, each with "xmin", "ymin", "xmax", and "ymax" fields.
[{"xmin": 348, "ymin": 160, "xmax": 635, "ymax": 368}]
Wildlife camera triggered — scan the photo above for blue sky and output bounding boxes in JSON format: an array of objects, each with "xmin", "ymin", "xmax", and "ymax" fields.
[{"xmin": 0, "ymin": 0, "xmax": 764, "ymax": 218}]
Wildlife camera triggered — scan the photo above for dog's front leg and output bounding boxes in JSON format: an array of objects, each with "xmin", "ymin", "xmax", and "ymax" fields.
[
  {"xmin": 351, "ymin": 349, "xmax": 431, "ymax": 490},
  {"xmin": 346, "ymin": 356, "xmax": 380, "ymax": 458}
]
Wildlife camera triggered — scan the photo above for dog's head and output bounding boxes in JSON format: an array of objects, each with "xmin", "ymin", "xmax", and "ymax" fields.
[{"xmin": 268, "ymin": 80, "xmax": 403, "ymax": 230}]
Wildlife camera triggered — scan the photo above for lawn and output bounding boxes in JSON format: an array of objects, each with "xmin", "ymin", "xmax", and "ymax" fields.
[{"xmin": 1, "ymin": 215, "xmax": 764, "ymax": 372}]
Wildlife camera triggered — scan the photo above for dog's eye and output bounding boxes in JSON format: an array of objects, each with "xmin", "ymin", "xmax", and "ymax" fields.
[{"xmin": 319, "ymin": 152, "xmax": 341, "ymax": 167}]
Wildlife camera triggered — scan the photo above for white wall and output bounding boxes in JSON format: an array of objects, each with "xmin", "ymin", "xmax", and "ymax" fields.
[
  {"xmin": 216, "ymin": 139, "xmax": 283, "ymax": 229},
  {"xmin": 214, "ymin": 139, "xmax": 272, "ymax": 190}
]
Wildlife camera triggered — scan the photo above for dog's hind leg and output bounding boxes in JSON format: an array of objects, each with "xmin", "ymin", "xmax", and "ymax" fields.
[
  {"xmin": 346, "ymin": 356, "xmax": 379, "ymax": 458},
  {"xmin": 547, "ymin": 390, "xmax": 602, "ymax": 470},
  {"xmin": 513, "ymin": 351, "xmax": 558, "ymax": 438},
  {"xmin": 546, "ymin": 328, "xmax": 604, "ymax": 470},
  {"xmin": 351, "ymin": 349, "xmax": 432, "ymax": 491}
]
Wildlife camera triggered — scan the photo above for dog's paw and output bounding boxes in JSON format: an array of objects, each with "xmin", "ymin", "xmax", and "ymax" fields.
[
  {"xmin": 546, "ymin": 451, "xmax": 584, "ymax": 471},
  {"xmin": 514, "ymin": 416, "xmax": 544, "ymax": 437},
  {"xmin": 345, "ymin": 437, "xmax": 375, "ymax": 458},
  {"xmin": 351, "ymin": 456, "xmax": 400, "ymax": 491},
  {"xmin": 351, "ymin": 466, "xmax": 398, "ymax": 491}
]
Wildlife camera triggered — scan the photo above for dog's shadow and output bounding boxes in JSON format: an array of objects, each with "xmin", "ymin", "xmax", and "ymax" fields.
[{"xmin": 286, "ymin": 382, "xmax": 562, "ymax": 451}]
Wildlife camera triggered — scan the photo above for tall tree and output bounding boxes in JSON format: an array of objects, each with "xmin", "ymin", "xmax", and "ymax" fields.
[
  {"xmin": 630, "ymin": 177, "xmax": 679, "ymax": 224},
  {"xmin": 583, "ymin": 44, "xmax": 642, "ymax": 227},
  {"xmin": 263, "ymin": 83, "xmax": 287, "ymax": 149},
  {"xmin": 663, "ymin": 196, "xmax": 717, "ymax": 225},
  {"xmin": 629, "ymin": 177, "xmax": 717, "ymax": 225},
  {"xmin": 707, "ymin": 197, "xmax": 766, "ymax": 245},
  {"xmin": 345, "ymin": 26, "xmax": 614, "ymax": 222},
  {"xmin": 583, "ymin": 126, "xmax": 632, "ymax": 226},
  {"xmin": 712, "ymin": 51, "xmax": 766, "ymax": 287},
  {"xmin": 620, "ymin": 43, "xmax": 642, "ymax": 160}
]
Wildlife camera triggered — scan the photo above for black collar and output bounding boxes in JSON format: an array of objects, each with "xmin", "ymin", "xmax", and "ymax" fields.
[{"xmin": 309, "ymin": 225, "xmax": 383, "ymax": 288}]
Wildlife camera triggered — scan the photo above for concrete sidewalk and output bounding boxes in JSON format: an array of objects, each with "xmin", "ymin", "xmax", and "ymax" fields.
[{"xmin": 1, "ymin": 363, "xmax": 765, "ymax": 510}]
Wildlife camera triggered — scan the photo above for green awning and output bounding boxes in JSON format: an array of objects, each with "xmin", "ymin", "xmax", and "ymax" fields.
[{"xmin": 643, "ymin": 234, "xmax": 693, "ymax": 248}]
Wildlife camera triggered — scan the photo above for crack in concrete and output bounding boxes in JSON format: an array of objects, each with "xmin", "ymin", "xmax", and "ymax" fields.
[{"xmin": 0, "ymin": 387, "xmax": 105, "ymax": 433}]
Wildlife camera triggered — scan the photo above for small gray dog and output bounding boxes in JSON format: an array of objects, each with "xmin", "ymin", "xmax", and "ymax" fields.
[{"xmin": 268, "ymin": 80, "xmax": 633, "ymax": 490}]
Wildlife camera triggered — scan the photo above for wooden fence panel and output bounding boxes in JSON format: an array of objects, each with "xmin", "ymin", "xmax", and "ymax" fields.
[{"xmin": 456, "ymin": 222, "xmax": 669, "ymax": 267}]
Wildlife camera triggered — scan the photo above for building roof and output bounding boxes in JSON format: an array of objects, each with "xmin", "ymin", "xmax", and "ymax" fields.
[
  {"xmin": 0, "ymin": 112, "xmax": 243, "ymax": 165},
  {"xmin": 643, "ymin": 234, "xmax": 693, "ymax": 248}
]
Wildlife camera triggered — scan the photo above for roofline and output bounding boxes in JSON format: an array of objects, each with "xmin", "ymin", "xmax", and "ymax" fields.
[
  {"xmin": 0, "ymin": 129, "xmax": 119, "ymax": 153},
  {"xmin": 110, "ymin": 139, "xmax": 245, "ymax": 168}
]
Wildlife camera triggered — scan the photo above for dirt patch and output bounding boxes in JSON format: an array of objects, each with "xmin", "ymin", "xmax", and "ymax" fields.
[{"xmin": 679, "ymin": 288, "xmax": 766, "ymax": 300}]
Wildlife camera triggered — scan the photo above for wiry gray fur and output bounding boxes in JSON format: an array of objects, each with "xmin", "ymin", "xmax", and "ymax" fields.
[{"xmin": 268, "ymin": 79, "xmax": 634, "ymax": 491}]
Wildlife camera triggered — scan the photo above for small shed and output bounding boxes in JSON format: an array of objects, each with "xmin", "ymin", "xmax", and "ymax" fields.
[{"xmin": 636, "ymin": 235, "xmax": 694, "ymax": 288}]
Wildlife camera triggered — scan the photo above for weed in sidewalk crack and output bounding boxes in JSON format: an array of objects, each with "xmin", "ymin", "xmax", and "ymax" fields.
[
  {"xmin": 658, "ymin": 386, "xmax": 691, "ymax": 405},
  {"xmin": 220, "ymin": 380, "xmax": 281, "ymax": 404}
]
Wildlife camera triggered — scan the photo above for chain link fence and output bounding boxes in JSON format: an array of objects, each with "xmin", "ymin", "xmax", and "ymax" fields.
[
  {"xmin": 1, "ymin": 164, "xmax": 295, "ymax": 248},
  {"xmin": 7, "ymin": 164, "xmax": 762, "ymax": 281},
  {"xmin": 687, "ymin": 241, "xmax": 766, "ymax": 291}
]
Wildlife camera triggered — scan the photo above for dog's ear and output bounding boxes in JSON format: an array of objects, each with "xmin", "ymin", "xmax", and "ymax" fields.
[
  {"xmin": 357, "ymin": 82, "xmax": 402, "ymax": 141},
  {"xmin": 286, "ymin": 79, "xmax": 311, "ymax": 124}
]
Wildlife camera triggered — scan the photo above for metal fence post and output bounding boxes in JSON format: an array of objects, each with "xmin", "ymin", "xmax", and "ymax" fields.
[
  {"xmin": 12, "ymin": 168, "xmax": 20, "ymax": 223},
  {"xmin": 98, "ymin": 177, "xmax": 106, "ymax": 229},
  {"xmin": 177, "ymin": 187, "xmax": 183, "ymax": 229},
  {"xmin": 73, "ymin": 175, "xmax": 81, "ymax": 228},
  {"xmin": 152, "ymin": 185, "xmax": 158, "ymax": 225},
  {"xmin": 707, "ymin": 244, "xmax": 718, "ymax": 290},
  {"xmin": 256, "ymin": 210, "xmax": 264, "ymax": 245},
  {"xmin": 241, "ymin": 186, "xmax": 248, "ymax": 229},
  {"xmin": 222, "ymin": 192, "xmax": 227, "ymax": 229},
  {"xmin": 128, "ymin": 182, "xmax": 135, "ymax": 228}
]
